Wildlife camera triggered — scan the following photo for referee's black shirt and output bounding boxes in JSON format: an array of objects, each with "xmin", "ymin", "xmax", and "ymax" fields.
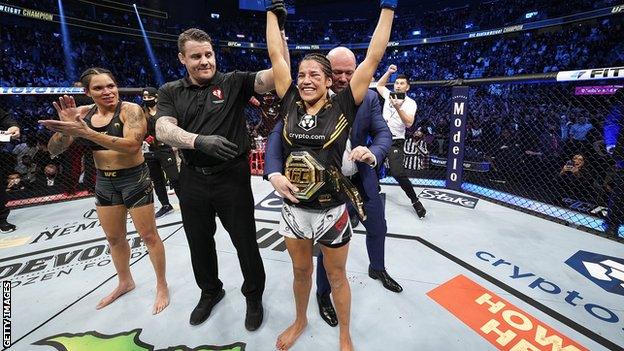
[{"xmin": 155, "ymin": 71, "xmax": 257, "ymax": 167}]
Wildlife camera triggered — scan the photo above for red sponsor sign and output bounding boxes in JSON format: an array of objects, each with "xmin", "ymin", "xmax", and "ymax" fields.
[{"xmin": 427, "ymin": 275, "xmax": 587, "ymax": 351}]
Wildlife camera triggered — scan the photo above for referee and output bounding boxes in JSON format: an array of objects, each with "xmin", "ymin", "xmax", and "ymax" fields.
[{"xmin": 155, "ymin": 28, "xmax": 286, "ymax": 330}]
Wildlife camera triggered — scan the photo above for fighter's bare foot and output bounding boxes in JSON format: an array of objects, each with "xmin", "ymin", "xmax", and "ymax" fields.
[
  {"xmin": 340, "ymin": 334, "xmax": 354, "ymax": 351},
  {"xmin": 276, "ymin": 319, "xmax": 307, "ymax": 351},
  {"xmin": 96, "ymin": 281, "xmax": 135, "ymax": 310},
  {"xmin": 152, "ymin": 284, "xmax": 170, "ymax": 315}
]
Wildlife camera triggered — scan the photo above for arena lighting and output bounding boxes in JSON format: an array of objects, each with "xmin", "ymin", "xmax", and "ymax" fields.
[
  {"xmin": 133, "ymin": 3, "xmax": 164, "ymax": 86},
  {"xmin": 412, "ymin": 30, "xmax": 421, "ymax": 36},
  {"xmin": 57, "ymin": 0, "xmax": 76, "ymax": 81}
]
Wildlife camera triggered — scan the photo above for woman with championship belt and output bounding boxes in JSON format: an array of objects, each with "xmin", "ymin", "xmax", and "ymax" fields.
[
  {"xmin": 265, "ymin": 1, "xmax": 397, "ymax": 350},
  {"xmin": 39, "ymin": 68, "xmax": 169, "ymax": 314}
]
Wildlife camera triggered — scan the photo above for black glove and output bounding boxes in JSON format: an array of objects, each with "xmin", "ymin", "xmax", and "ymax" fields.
[
  {"xmin": 265, "ymin": 0, "xmax": 287, "ymax": 30},
  {"xmin": 194, "ymin": 135, "xmax": 239, "ymax": 161},
  {"xmin": 380, "ymin": 0, "xmax": 398, "ymax": 10}
]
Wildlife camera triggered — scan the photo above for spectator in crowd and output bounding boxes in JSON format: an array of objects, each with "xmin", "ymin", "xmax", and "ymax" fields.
[
  {"xmin": 569, "ymin": 116, "xmax": 594, "ymax": 142},
  {"xmin": 558, "ymin": 154, "xmax": 593, "ymax": 202},
  {"xmin": 376, "ymin": 65, "xmax": 427, "ymax": 218},
  {"xmin": 15, "ymin": 154, "xmax": 37, "ymax": 184},
  {"xmin": 6, "ymin": 172, "xmax": 24, "ymax": 192}
]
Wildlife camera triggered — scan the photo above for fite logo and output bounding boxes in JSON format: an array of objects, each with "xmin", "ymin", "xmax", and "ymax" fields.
[
  {"xmin": 428, "ymin": 275, "xmax": 586, "ymax": 351},
  {"xmin": 565, "ymin": 250, "xmax": 624, "ymax": 296}
]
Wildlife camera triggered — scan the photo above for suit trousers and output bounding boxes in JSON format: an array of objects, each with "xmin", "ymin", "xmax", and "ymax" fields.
[{"xmin": 316, "ymin": 173, "xmax": 387, "ymax": 295}]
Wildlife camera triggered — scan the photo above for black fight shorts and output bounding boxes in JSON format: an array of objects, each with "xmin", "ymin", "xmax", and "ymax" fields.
[{"xmin": 95, "ymin": 163, "xmax": 154, "ymax": 208}]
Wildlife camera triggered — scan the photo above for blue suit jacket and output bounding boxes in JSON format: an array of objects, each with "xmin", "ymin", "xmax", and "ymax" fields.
[{"xmin": 264, "ymin": 89, "xmax": 392, "ymax": 198}]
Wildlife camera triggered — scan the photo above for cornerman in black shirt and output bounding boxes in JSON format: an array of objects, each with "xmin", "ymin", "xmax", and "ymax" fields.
[
  {"xmin": 265, "ymin": 1, "xmax": 396, "ymax": 350},
  {"xmin": 0, "ymin": 106, "xmax": 20, "ymax": 233},
  {"xmin": 142, "ymin": 87, "xmax": 180, "ymax": 218},
  {"xmin": 154, "ymin": 28, "xmax": 287, "ymax": 330}
]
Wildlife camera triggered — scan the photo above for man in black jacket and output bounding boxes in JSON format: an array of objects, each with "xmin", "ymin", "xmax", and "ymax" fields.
[{"xmin": 0, "ymin": 106, "xmax": 21, "ymax": 232}]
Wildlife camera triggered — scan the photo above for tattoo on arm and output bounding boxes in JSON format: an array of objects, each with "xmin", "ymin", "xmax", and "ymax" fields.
[
  {"xmin": 48, "ymin": 132, "xmax": 73, "ymax": 157},
  {"xmin": 123, "ymin": 104, "xmax": 147, "ymax": 144},
  {"xmin": 111, "ymin": 137, "xmax": 118, "ymax": 144},
  {"xmin": 133, "ymin": 132, "xmax": 143, "ymax": 143},
  {"xmin": 155, "ymin": 116, "xmax": 197, "ymax": 149}
]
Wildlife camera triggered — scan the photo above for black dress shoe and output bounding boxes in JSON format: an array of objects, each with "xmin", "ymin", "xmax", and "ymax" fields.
[
  {"xmin": 368, "ymin": 267, "xmax": 403, "ymax": 293},
  {"xmin": 189, "ymin": 289, "xmax": 225, "ymax": 326},
  {"xmin": 316, "ymin": 293, "xmax": 338, "ymax": 327},
  {"xmin": 245, "ymin": 299, "xmax": 264, "ymax": 331},
  {"xmin": 412, "ymin": 201, "xmax": 426, "ymax": 219}
]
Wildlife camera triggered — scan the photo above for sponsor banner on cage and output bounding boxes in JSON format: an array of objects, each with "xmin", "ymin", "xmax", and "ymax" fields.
[
  {"xmin": 557, "ymin": 67, "xmax": 624, "ymax": 82},
  {"xmin": 0, "ymin": 87, "xmax": 85, "ymax": 95},
  {"xmin": 430, "ymin": 156, "xmax": 491, "ymax": 172},
  {"xmin": 446, "ymin": 86, "xmax": 469, "ymax": 190},
  {"xmin": 418, "ymin": 189, "xmax": 478, "ymax": 209},
  {"xmin": 427, "ymin": 275, "xmax": 587, "ymax": 351},
  {"xmin": 574, "ymin": 85, "xmax": 623, "ymax": 95}
]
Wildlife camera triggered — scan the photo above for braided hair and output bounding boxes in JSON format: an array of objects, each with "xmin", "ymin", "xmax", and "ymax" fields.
[
  {"xmin": 79, "ymin": 67, "xmax": 118, "ymax": 91},
  {"xmin": 300, "ymin": 53, "xmax": 332, "ymax": 79}
]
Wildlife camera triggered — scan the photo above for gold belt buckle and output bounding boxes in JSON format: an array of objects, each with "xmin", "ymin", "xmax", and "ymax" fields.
[{"xmin": 284, "ymin": 151, "xmax": 326, "ymax": 201}]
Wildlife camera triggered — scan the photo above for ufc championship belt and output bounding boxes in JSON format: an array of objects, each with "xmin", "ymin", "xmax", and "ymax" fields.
[{"xmin": 284, "ymin": 151, "xmax": 367, "ymax": 221}]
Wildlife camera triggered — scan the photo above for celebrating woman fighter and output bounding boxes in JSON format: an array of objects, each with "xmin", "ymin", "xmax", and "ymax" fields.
[{"xmin": 265, "ymin": 1, "xmax": 397, "ymax": 350}]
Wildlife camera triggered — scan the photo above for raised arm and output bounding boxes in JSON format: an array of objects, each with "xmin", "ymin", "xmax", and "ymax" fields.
[
  {"xmin": 266, "ymin": 2, "xmax": 292, "ymax": 98},
  {"xmin": 376, "ymin": 64, "xmax": 396, "ymax": 96},
  {"xmin": 349, "ymin": 2, "xmax": 396, "ymax": 105},
  {"xmin": 255, "ymin": 30, "xmax": 290, "ymax": 94}
]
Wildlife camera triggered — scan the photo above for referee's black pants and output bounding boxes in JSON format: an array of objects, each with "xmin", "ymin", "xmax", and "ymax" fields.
[
  {"xmin": 388, "ymin": 139, "xmax": 419, "ymax": 204},
  {"xmin": 179, "ymin": 157, "xmax": 265, "ymax": 301}
]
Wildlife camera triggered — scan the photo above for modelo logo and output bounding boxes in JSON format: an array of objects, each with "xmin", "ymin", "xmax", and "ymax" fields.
[
  {"xmin": 419, "ymin": 189, "xmax": 479, "ymax": 209},
  {"xmin": 565, "ymin": 250, "xmax": 624, "ymax": 296}
]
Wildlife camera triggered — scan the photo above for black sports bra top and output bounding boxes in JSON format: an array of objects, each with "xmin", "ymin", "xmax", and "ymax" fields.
[{"xmin": 83, "ymin": 102, "xmax": 124, "ymax": 151}]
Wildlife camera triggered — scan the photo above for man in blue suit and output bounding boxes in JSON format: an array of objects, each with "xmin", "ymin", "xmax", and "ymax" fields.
[{"xmin": 265, "ymin": 47, "xmax": 401, "ymax": 327}]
